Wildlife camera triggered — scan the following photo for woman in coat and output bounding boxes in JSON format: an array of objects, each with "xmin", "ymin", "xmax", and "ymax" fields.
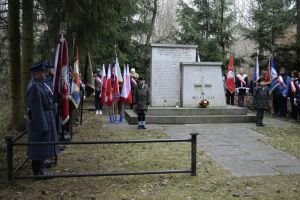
[
  {"xmin": 133, "ymin": 77, "xmax": 150, "ymax": 129},
  {"xmin": 253, "ymin": 70, "xmax": 270, "ymax": 126}
]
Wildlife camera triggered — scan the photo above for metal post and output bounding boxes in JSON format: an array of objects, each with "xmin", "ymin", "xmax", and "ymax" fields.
[
  {"xmin": 80, "ymin": 90, "xmax": 84, "ymax": 125},
  {"xmin": 190, "ymin": 133, "xmax": 199, "ymax": 176},
  {"xmin": 5, "ymin": 136, "xmax": 14, "ymax": 182},
  {"xmin": 70, "ymin": 101, "xmax": 73, "ymax": 139}
]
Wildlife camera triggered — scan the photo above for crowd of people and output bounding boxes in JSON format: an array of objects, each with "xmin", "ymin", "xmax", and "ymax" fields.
[
  {"xmin": 26, "ymin": 54, "xmax": 299, "ymax": 177},
  {"xmin": 224, "ymin": 66, "xmax": 300, "ymax": 126},
  {"xmin": 26, "ymin": 60, "xmax": 151, "ymax": 177},
  {"xmin": 93, "ymin": 67, "xmax": 150, "ymax": 129}
]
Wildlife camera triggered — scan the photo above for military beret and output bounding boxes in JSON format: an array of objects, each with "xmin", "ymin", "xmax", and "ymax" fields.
[{"xmin": 31, "ymin": 61, "xmax": 46, "ymax": 72}]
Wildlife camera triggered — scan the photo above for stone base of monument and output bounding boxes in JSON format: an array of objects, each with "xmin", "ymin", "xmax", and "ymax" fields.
[{"xmin": 124, "ymin": 106, "xmax": 256, "ymax": 124}]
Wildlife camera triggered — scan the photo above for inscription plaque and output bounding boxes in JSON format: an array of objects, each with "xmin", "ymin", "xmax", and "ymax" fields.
[{"xmin": 151, "ymin": 44, "xmax": 197, "ymax": 106}]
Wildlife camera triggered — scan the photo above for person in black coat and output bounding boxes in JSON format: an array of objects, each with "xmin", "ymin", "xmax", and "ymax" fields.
[
  {"xmin": 27, "ymin": 62, "xmax": 56, "ymax": 176},
  {"xmin": 133, "ymin": 77, "xmax": 150, "ymax": 129},
  {"xmin": 291, "ymin": 71, "xmax": 300, "ymax": 122},
  {"xmin": 253, "ymin": 71, "xmax": 270, "ymax": 126}
]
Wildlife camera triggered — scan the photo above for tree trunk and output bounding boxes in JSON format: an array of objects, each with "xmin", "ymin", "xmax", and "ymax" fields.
[
  {"xmin": 146, "ymin": 0, "xmax": 158, "ymax": 46},
  {"xmin": 21, "ymin": 0, "xmax": 33, "ymax": 122},
  {"xmin": 296, "ymin": 0, "xmax": 300, "ymax": 66},
  {"xmin": 8, "ymin": 0, "xmax": 24, "ymax": 131},
  {"xmin": 220, "ymin": 0, "xmax": 225, "ymax": 57},
  {"xmin": 204, "ymin": 0, "xmax": 209, "ymax": 40}
]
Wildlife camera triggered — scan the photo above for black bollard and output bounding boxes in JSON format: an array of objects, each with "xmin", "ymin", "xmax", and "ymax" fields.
[
  {"xmin": 5, "ymin": 136, "xmax": 14, "ymax": 182},
  {"xmin": 190, "ymin": 133, "xmax": 199, "ymax": 176}
]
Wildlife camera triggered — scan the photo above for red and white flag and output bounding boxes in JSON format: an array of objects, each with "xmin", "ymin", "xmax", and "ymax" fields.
[
  {"xmin": 121, "ymin": 64, "xmax": 132, "ymax": 104},
  {"xmin": 290, "ymin": 81, "xmax": 296, "ymax": 95},
  {"xmin": 70, "ymin": 45, "xmax": 80, "ymax": 108},
  {"xmin": 53, "ymin": 37, "xmax": 70, "ymax": 124},
  {"xmin": 225, "ymin": 53, "xmax": 236, "ymax": 94},
  {"xmin": 126, "ymin": 64, "xmax": 132, "ymax": 104},
  {"xmin": 106, "ymin": 64, "xmax": 112, "ymax": 106},
  {"xmin": 121, "ymin": 64, "xmax": 127, "ymax": 103},
  {"xmin": 100, "ymin": 64, "xmax": 107, "ymax": 104},
  {"xmin": 115, "ymin": 55, "xmax": 123, "ymax": 82},
  {"xmin": 112, "ymin": 66, "xmax": 120, "ymax": 103},
  {"xmin": 278, "ymin": 75, "xmax": 286, "ymax": 88},
  {"xmin": 60, "ymin": 38, "xmax": 69, "ymax": 125},
  {"xmin": 265, "ymin": 58, "xmax": 271, "ymax": 83}
]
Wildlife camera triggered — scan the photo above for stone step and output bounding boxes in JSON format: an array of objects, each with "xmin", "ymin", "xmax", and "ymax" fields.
[
  {"xmin": 146, "ymin": 106, "xmax": 247, "ymax": 116},
  {"xmin": 125, "ymin": 109, "xmax": 256, "ymax": 124}
]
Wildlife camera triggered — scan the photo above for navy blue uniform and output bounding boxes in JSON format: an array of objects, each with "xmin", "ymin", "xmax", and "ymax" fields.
[
  {"xmin": 45, "ymin": 76, "xmax": 58, "ymax": 156},
  {"xmin": 27, "ymin": 78, "xmax": 56, "ymax": 160}
]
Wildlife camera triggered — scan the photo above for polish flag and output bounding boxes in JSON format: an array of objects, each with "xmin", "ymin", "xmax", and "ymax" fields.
[
  {"xmin": 100, "ymin": 64, "xmax": 107, "ymax": 104},
  {"xmin": 126, "ymin": 64, "xmax": 132, "ymax": 104},
  {"xmin": 121, "ymin": 64, "xmax": 132, "ymax": 104},
  {"xmin": 106, "ymin": 64, "xmax": 112, "ymax": 106},
  {"xmin": 59, "ymin": 37, "xmax": 69, "ymax": 125},
  {"xmin": 265, "ymin": 58, "xmax": 271, "ymax": 83},
  {"xmin": 290, "ymin": 81, "xmax": 296, "ymax": 95},
  {"xmin": 121, "ymin": 64, "xmax": 128, "ymax": 103},
  {"xmin": 225, "ymin": 53, "xmax": 236, "ymax": 93},
  {"xmin": 112, "ymin": 66, "xmax": 120, "ymax": 103}
]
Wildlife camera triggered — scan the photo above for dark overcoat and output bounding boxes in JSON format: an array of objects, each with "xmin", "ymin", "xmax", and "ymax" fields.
[
  {"xmin": 27, "ymin": 78, "xmax": 56, "ymax": 160},
  {"xmin": 253, "ymin": 84, "xmax": 269, "ymax": 110},
  {"xmin": 133, "ymin": 83, "xmax": 150, "ymax": 111},
  {"xmin": 45, "ymin": 76, "xmax": 58, "ymax": 156}
]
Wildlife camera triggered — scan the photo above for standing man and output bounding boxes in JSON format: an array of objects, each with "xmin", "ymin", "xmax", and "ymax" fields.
[
  {"xmin": 274, "ymin": 67, "xmax": 290, "ymax": 117},
  {"xmin": 133, "ymin": 77, "xmax": 150, "ymax": 129},
  {"xmin": 291, "ymin": 71, "xmax": 300, "ymax": 122},
  {"xmin": 27, "ymin": 61, "xmax": 55, "ymax": 176},
  {"xmin": 236, "ymin": 67, "xmax": 249, "ymax": 107},
  {"xmin": 253, "ymin": 70, "xmax": 269, "ymax": 126},
  {"xmin": 43, "ymin": 62, "xmax": 57, "ymax": 167}
]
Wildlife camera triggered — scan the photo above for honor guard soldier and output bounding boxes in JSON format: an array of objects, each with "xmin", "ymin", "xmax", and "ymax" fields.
[
  {"xmin": 43, "ymin": 62, "xmax": 58, "ymax": 167},
  {"xmin": 27, "ymin": 61, "xmax": 56, "ymax": 176}
]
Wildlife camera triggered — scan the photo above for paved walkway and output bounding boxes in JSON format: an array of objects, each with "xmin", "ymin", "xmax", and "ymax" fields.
[{"xmin": 110, "ymin": 116, "xmax": 300, "ymax": 177}]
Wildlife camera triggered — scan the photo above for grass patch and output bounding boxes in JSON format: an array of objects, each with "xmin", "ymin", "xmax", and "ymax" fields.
[
  {"xmin": 0, "ymin": 108, "xmax": 299, "ymax": 199},
  {"xmin": 254, "ymin": 125, "xmax": 300, "ymax": 159}
]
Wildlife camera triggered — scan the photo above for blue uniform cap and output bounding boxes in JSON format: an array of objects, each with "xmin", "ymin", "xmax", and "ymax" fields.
[{"xmin": 31, "ymin": 61, "xmax": 46, "ymax": 72}]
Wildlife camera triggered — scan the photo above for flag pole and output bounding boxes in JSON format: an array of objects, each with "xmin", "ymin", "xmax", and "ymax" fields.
[
  {"xmin": 59, "ymin": 22, "xmax": 67, "ymax": 141},
  {"xmin": 69, "ymin": 32, "xmax": 77, "ymax": 138}
]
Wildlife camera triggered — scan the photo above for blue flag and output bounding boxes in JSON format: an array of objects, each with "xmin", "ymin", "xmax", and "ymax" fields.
[
  {"xmin": 270, "ymin": 57, "xmax": 277, "ymax": 80},
  {"xmin": 253, "ymin": 56, "xmax": 259, "ymax": 82}
]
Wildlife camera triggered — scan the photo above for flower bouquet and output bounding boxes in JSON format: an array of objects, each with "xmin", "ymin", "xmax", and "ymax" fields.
[{"xmin": 199, "ymin": 99, "xmax": 210, "ymax": 108}]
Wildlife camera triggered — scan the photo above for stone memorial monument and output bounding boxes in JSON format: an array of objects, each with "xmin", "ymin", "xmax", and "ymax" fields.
[
  {"xmin": 125, "ymin": 43, "xmax": 255, "ymax": 124},
  {"xmin": 180, "ymin": 62, "xmax": 226, "ymax": 107},
  {"xmin": 151, "ymin": 44, "xmax": 197, "ymax": 107}
]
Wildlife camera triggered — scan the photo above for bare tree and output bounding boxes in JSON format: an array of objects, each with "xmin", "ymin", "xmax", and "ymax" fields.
[
  {"xmin": 21, "ymin": 0, "xmax": 33, "ymax": 114},
  {"xmin": 146, "ymin": 0, "xmax": 158, "ymax": 45}
]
